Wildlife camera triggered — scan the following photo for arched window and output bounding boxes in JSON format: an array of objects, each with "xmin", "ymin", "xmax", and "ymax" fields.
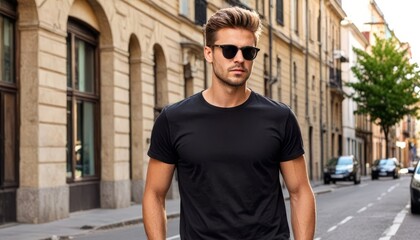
[{"xmin": 66, "ymin": 18, "xmax": 99, "ymax": 181}]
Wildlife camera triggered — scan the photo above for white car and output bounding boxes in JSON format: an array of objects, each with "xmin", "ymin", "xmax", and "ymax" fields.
[{"xmin": 410, "ymin": 161, "xmax": 420, "ymax": 214}]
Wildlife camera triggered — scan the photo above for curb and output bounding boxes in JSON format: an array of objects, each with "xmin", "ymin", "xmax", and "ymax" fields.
[
  {"xmin": 43, "ymin": 186, "xmax": 333, "ymax": 240},
  {"xmin": 42, "ymin": 212, "xmax": 181, "ymax": 240}
]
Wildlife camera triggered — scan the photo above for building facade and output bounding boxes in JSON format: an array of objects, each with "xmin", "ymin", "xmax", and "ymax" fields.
[
  {"xmin": 0, "ymin": 0, "xmax": 346, "ymax": 224},
  {"xmin": 340, "ymin": 19, "xmax": 371, "ymax": 175},
  {"xmin": 342, "ymin": 0, "xmax": 418, "ymax": 167}
]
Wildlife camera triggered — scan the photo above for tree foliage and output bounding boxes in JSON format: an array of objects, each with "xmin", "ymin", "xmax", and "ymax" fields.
[{"xmin": 347, "ymin": 35, "xmax": 420, "ymax": 157}]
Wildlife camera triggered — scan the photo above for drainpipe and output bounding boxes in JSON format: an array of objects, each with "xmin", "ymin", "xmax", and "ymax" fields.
[
  {"xmin": 289, "ymin": 0, "xmax": 293, "ymax": 106},
  {"xmin": 305, "ymin": 0, "xmax": 309, "ymax": 119},
  {"xmin": 268, "ymin": 0, "xmax": 274, "ymax": 97},
  {"xmin": 305, "ymin": 0, "xmax": 312, "ymax": 180},
  {"xmin": 319, "ymin": 0, "xmax": 324, "ymax": 180}
]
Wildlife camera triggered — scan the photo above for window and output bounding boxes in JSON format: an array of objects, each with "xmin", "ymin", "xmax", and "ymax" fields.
[
  {"xmin": 263, "ymin": 53, "xmax": 269, "ymax": 97},
  {"xmin": 256, "ymin": 0, "xmax": 264, "ymax": 16},
  {"xmin": 276, "ymin": 0, "xmax": 284, "ymax": 25},
  {"xmin": 227, "ymin": 0, "xmax": 250, "ymax": 10},
  {"xmin": 313, "ymin": 102, "xmax": 316, "ymax": 121},
  {"xmin": 276, "ymin": 57, "xmax": 281, "ymax": 82},
  {"xmin": 66, "ymin": 18, "xmax": 99, "ymax": 181},
  {"xmin": 195, "ymin": 0, "xmax": 207, "ymax": 26},
  {"xmin": 312, "ymin": 75, "xmax": 315, "ymax": 90},
  {"xmin": 180, "ymin": 0, "xmax": 190, "ymax": 17},
  {"xmin": 276, "ymin": 57, "xmax": 281, "ymax": 100},
  {"xmin": 309, "ymin": 10, "xmax": 312, "ymax": 41},
  {"xmin": 292, "ymin": 0, "xmax": 299, "ymax": 34},
  {"xmin": 0, "ymin": 0, "xmax": 17, "ymax": 189}
]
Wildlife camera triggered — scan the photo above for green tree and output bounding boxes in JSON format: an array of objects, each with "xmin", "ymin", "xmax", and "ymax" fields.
[{"xmin": 348, "ymin": 35, "xmax": 420, "ymax": 158}]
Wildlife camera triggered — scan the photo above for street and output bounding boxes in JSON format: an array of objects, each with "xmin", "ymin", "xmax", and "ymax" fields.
[{"xmin": 73, "ymin": 175, "xmax": 420, "ymax": 240}]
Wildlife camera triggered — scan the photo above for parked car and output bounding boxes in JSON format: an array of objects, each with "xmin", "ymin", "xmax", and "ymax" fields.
[
  {"xmin": 410, "ymin": 161, "xmax": 420, "ymax": 214},
  {"xmin": 323, "ymin": 155, "xmax": 361, "ymax": 185},
  {"xmin": 408, "ymin": 161, "xmax": 418, "ymax": 174},
  {"xmin": 371, "ymin": 158, "xmax": 401, "ymax": 180}
]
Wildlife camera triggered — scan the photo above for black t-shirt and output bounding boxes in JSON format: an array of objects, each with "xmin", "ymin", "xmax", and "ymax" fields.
[{"xmin": 148, "ymin": 91, "xmax": 305, "ymax": 240}]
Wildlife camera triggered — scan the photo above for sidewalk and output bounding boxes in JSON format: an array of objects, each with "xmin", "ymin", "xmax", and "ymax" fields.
[{"xmin": 0, "ymin": 181, "xmax": 333, "ymax": 240}]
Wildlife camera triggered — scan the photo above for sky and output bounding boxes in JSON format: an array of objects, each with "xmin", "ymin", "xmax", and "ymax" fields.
[{"xmin": 375, "ymin": 0, "xmax": 420, "ymax": 64}]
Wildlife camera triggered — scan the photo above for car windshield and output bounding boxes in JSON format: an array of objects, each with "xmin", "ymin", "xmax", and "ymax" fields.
[
  {"xmin": 327, "ymin": 158, "xmax": 338, "ymax": 166},
  {"xmin": 337, "ymin": 157, "xmax": 353, "ymax": 165},
  {"xmin": 378, "ymin": 159, "xmax": 394, "ymax": 166}
]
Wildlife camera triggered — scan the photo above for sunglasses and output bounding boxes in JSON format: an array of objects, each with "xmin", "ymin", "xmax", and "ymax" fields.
[{"xmin": 212, "ymin": 44, "xmax": 260, "ymax": 61}]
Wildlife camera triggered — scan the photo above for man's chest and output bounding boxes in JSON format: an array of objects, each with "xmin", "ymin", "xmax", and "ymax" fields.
[{"xmin": 172, "ymin": 116, "xmax": 283, "ymax": 168}]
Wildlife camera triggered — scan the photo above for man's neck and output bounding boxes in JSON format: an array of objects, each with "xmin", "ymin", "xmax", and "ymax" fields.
[{"xmin": 202, "ymin": 85, "xmax": 251, "ymax": 108}]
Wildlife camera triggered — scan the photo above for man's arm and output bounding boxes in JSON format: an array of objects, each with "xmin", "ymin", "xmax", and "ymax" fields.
[
  {"xmin": 280, "ymin": 155, "xmax": 316, "ymax": 240},
  {"xmin": 143, "ymin": 158, "xmax": 176, "ymax": 240}
]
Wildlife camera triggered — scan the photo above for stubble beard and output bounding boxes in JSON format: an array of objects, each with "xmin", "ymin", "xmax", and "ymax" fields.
[{"xmin": 213, "ymin": 66, "xmax": 251, "ymax": 88}]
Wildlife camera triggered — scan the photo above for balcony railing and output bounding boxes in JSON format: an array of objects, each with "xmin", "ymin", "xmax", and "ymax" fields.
[{"xmin": 329, "ymin": 67, "xmax": 342, "ymax": 90}]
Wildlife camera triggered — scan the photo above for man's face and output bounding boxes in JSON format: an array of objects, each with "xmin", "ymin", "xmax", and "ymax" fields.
[{"xmin": 204, "ymin": 28, "xmax": 257, "ymax": 88}]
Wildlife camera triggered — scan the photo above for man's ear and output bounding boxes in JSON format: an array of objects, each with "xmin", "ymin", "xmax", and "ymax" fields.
[{"xmin": 204, "ymin": 46, "xmax": 213, "ymax": 63}]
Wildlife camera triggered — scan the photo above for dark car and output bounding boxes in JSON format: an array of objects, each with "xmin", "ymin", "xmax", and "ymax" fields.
[
  {"xmin": 410, "ymin": 161, "xmax": 420, "ymax": 214},
  {"xmin": 324, "ymin": 155, "xmax": 361, "ymax": 185},
  {"xmin": 371, "ymin": 158, "xmax": 401, "ymax": 180}
]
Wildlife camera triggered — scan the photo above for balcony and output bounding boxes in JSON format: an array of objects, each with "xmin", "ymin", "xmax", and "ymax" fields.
[
  {"xmin": 329, "ymin": 67, "xmax": 342, "ymax": 89},
  {"xmin": 329, "ymin": 67, "xmax": 345, "ymax": 100}
]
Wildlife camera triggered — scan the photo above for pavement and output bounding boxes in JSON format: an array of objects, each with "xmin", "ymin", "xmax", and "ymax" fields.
[{"xmin": 0, "ymin": 180, "xmax": 335, "ymax": 240}]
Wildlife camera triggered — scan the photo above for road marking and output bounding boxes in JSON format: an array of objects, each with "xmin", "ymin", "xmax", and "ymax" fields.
[
  {"xmin": 378, "ymin": 183, "xmax": 399, "ymax": 201},
  {"xmin": 167, "ymin": 234, "xmax": 180, "ymax": 240},
  {"xmin": 327, "ymin": 216, "xmax": 353, "ymax": 233},
  {"xmin": 357, "ymin": 206, "xmax": 367, "ymax": 213},
  {"xmin": 378, "ymin": 192, "xmax": 387, "ymax": 200},
  {"xmin": 339, "ymin": 216, "xmax": 353, "ymax": 225},
  {"xmin": 327, "ymin": 225, "xmax": 337, "ymax": 232},
  {"xmin": 387, "ymin": 183, "xmax": 399, "ymax": 193},
  {"xmin": 378, "ymin": 204, "xmax": 409, "ymax": 240},
  {"xmin": 358, "ymin": 202, "xmax": 374, "ymax": 213}
]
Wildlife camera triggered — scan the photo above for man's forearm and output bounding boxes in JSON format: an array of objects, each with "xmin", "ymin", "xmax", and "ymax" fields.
[
  {"xmin": 289, "ymin": 189, "xmax": 316, "ymax": 240},
  {"xmin": 143, "ymin": 192, "xmax": 167, "ymax": 240}
]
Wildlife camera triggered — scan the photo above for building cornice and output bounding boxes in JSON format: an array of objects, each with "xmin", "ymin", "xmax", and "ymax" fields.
[{"xmin": 326, "ymin": 0, "xmax": 347, "ymax": 19}]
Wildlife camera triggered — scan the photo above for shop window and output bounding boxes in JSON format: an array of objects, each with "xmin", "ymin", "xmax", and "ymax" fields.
[
  {"xmin": 0, "ymin": 0, "xmax": 17, "ymax": 189},
  {"xmin": 66, "ymin": 18, "xmax": 99, "ymax": 182}
]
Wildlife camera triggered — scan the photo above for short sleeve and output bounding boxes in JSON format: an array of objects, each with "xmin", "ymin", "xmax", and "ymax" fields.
[
  {"xmin": 147, "ymin": 109, "xmax": 178, "ymax": 164},
  {"xmin": 278, "ymin": 108, "xmax": 305, "ymax": 161}
]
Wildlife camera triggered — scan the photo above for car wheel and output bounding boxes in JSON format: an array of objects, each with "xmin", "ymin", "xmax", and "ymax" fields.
[
  {"xmin": 411, "ymin": 199, "xmax": 420, "ymax": 214},
  {"xmin": 324, "ymin": 178, "xmax": 330, "ymax": 185}
]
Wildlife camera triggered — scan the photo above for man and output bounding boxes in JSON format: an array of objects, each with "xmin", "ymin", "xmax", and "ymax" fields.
[{"xmin": 143, "ymin": 6, "xmax": 316, "ymax": 240}]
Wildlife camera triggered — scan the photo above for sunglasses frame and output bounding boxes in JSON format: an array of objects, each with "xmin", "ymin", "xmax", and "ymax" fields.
[{"xmin": 211, "ymin": 44, "xmax": 260, "ymax": 61}]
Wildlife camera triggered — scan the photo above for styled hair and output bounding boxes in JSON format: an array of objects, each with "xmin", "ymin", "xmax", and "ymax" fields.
[{"xmin": 203, "ymin": 6, "xmax": 262, "ymax": 46}]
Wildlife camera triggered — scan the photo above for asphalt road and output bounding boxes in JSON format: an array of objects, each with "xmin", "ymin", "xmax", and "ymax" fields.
[{"xmin": 74, "ymin": 174, "xmax": 420, "ymax": 240}]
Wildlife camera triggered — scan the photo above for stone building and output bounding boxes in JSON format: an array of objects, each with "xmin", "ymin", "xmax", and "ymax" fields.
[{"xmin": 0, "ymin": 0, "xmax": 346, "ymax": 224}]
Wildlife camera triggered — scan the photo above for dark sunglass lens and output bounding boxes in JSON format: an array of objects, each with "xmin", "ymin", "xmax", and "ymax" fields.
[
  {"xmin": 222, "ymin": 45, "xmax": 239, "ymax": 59},
  {"xmin": 242, "ymin": 47, "xmax": 258, "ymax": 60}
]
